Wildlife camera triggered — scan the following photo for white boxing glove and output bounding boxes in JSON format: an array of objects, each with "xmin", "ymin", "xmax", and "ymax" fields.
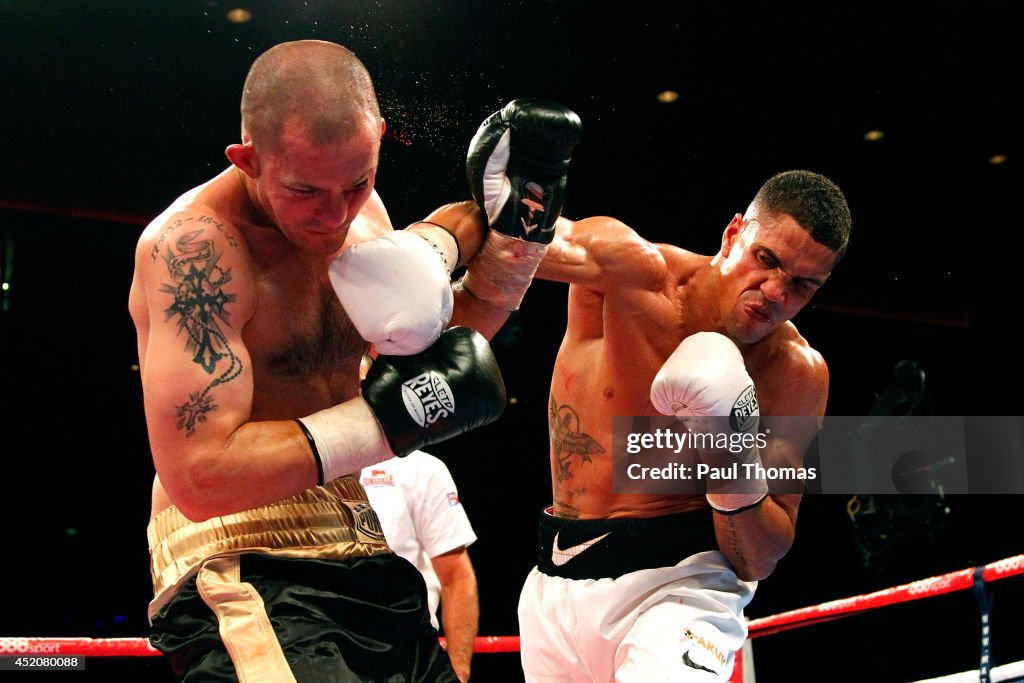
[
  {"xmin": 330, "ymin": 228, "xmax": 456, "ymax": 356},
  {"xmin": 651, "ymin": 332, "xmax": 767, "ymax": 513}
]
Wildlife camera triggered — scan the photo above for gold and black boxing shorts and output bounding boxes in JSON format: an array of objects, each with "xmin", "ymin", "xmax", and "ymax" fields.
[{"xmin": 146, "ymin": 477, "xmax": 457, "ymax": 682}]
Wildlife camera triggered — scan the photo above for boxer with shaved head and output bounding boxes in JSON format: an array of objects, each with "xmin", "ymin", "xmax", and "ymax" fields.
[{"xmin": 130, "ymin": 41, "xmax": 577, "ymax": 681}]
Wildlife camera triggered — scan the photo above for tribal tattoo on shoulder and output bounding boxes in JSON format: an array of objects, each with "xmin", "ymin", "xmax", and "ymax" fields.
[
  {"xmin": 549, "ymin": 394, "xmax": 605, "ymax": 481},
  {"xmin": 158, "ymin": 222, "xmax": 242, "ymax": 436}
]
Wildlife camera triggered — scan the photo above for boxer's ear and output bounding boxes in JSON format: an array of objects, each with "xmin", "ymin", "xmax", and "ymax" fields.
[
  {"xmin": 720, "ymin": 214, "xmax": 744, "ymax": 258},
  {"xmin": 226, "ymin": 141, "xmax": 259, "ymax": 178}
]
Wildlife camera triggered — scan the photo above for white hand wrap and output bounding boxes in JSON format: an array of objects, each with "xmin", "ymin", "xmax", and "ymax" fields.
[
  {"xmin": 296, "ymin": 398, "xmax": 393, "ymax": 484},
  {"xmin": 330, "ymin": 230, "xmax": 456, "ymax": 356},
  {"xmin": 462, "ymin": 230, "xmax": 548, "ymax": 311},
  {"xmin": 651, "ymin": 332, "xmax": 767, "ymax": 513},
  {"xmin": 701, "ymin": 450, "xmax": 769, "ymax": 514}
]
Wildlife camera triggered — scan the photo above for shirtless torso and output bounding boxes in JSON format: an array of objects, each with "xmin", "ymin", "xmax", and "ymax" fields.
[
  {"xmin": 517, "ymin": 171, "xmax": 850, "ymax": 682},
  {"xmin": 130, "ymin": 166, "xmax": 390, "ymax": 520},
  {"xmin": 537, "ymin": 212, "xmax": 835, "ymax": 577}
]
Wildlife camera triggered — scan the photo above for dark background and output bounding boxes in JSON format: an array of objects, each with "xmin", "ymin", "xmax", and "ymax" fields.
[{"xmin": 1, "ymin": 1, "xmax": 1020, "ymax": 681}]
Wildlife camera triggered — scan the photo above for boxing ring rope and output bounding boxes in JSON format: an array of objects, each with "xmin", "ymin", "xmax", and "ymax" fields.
[
  {"xmin": 0, "ymin": 635, "xmax": 520, "ymax": 657},
  {"xmin": 2, "ymin": 554, "xmax": 1021, "ymax": 677},
  {"xmin": 745, "ymin": 553, "xmax": 1024, "ymax": 639},
  {"xmin": 731, "ymin": 553, "xmax": 1024, "ymax": 683}
]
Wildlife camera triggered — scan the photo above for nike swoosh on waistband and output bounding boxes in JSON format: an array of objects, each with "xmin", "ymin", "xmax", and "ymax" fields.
[{"xmin": 550, "ymin": 531, "xmax": 611, "ymax": 567}]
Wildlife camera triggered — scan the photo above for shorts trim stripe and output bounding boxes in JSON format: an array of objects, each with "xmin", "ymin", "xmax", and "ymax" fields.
[{"xmin": 196, "ymin": 556, "xmax": 296, "ymax": 683}]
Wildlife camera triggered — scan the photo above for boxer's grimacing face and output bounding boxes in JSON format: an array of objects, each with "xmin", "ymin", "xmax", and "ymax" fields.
[
  {"xmin": 716, "ymin": 211, "xmax": 837, "ymax": 345},
  {"xmin": 232, "ymin": 114, "xmax": 383, "ymax": 255}
]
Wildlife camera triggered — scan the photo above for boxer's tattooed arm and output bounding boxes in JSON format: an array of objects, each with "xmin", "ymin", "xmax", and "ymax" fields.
[
  {"xmin": 719, "ymin": 516, "xmax": 751, "ymax": 574},
  {"xmin": 549, "ymin": 394, "xmax": 604, "ymax": 481},
  {"xmin": 150, "ymin": 215, "xmax": 237, "ymax": 262},
  {"xmin": 158, "ymin": 227, "xmax": 243, "ymax": 436}
]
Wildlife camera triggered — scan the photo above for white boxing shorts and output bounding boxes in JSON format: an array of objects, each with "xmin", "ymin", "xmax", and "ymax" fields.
[{"xmin": 518, "ymin": 507, "xmax": 756, "ymax": 682}]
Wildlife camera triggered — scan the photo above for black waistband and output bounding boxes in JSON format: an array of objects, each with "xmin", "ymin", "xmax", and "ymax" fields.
[{"xmin": 535, "ymin": 507, "xmax": 717, "ymax": 580}]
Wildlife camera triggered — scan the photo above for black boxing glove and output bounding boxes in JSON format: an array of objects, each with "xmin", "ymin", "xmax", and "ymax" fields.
[
  {"xmin": 361, "ymin": 326, "xmax": 506, "ymax": 456},
  {"xmin": 297, "ymin": 327, "xmax": 506, "ymax": 484},
  {"xmin": 466, "ymin": 98, "xmax": 582, "ymax": 241},
  {"xmin": 463, "ymin": 99, "xmax": 582, "ymax": 310}
]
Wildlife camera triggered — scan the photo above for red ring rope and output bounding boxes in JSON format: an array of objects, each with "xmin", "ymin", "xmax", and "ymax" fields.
[
  {"xmin": 0, "ymin": 635, "xmax": 522, "ymax": 657},
  {"xmin": 1, "ymin": 554, "xmax": 1020, "ymax": 657},
  {"xmin": 746, "ymin": 553, "xmax": 1024, "ymax": 639}
]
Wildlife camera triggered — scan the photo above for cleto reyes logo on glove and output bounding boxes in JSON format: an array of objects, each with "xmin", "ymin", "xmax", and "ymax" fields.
[
  {"xmin": 401, "ymin": 371, "xmax": 456, "ymax": 427},
  {"xmin": 729, "ymin": 384, "xmax": 759, "ymax": 433}
]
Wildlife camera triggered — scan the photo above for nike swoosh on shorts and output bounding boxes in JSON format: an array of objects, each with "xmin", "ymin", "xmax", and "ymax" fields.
[
  {"xmin": 682, "ymin": 650, "xmax": 717, "ymax": 675},
  {"xmin": 550, "ymin": 531, "xmax": 611, "ymax": 566}
]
